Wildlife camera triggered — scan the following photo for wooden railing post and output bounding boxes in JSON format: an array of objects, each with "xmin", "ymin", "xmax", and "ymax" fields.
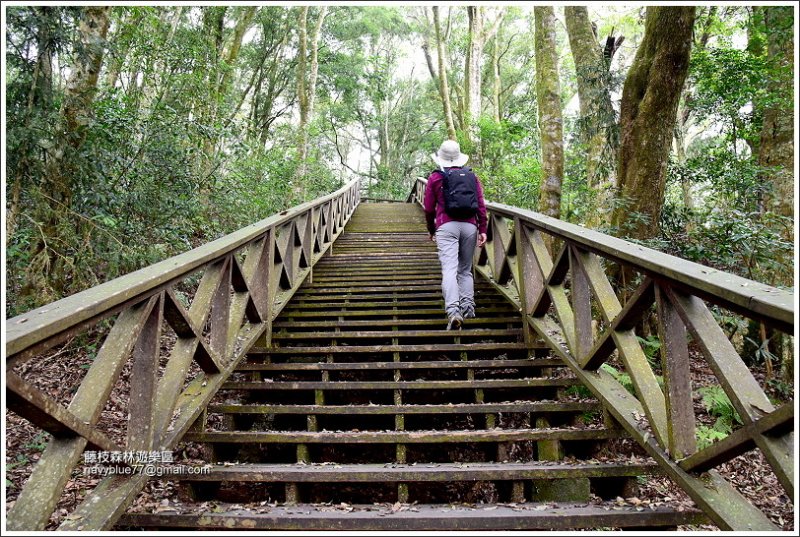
[{"xmin": 655, "ymin": 284, "xmax": 697, "ymax": 459}]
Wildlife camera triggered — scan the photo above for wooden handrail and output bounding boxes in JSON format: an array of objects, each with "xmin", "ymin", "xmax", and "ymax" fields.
[
  {"xmin": 410, "ymin": 178, "xmax": 791, "ymax": 332},
  {"xmin": 6, "ymin": 180, "xmax": 360, "ymax": 362},
  {"xmin": 409, "ymin": 177, "xmax": 794, "ymax": 531}
]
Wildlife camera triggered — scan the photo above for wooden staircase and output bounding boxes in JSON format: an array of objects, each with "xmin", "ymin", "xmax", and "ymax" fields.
[{"xmin": 116, "ymin": 203, "xmax": 706, "ymax": 530}]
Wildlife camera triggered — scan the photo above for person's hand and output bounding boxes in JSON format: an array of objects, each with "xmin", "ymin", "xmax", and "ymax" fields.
[
  {"xmin": 477, "ymin": 233, "xmax": 487, "ymax": 248},
  {"xmin": 429, "ymin": 234, "xmax": 436, "ymax": 242}
]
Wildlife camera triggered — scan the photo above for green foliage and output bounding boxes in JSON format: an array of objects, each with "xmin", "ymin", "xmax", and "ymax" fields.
[
  {"xmin": 636, "ymin": 335, "xmax": 662, "ymax": 369},
  {"xmin": 695, "ymin": 424, "xmax": 729, "ymax": 450},
  {"xmin": 601, "ymin": 363, "xmax": 665, "ymax": 396},
  {"xmin": 24, "ymin": 432, "xmax": 50, "ymax": 452},
  {"xmin": 661, "ymin": 149, "xmax": 792, "ymax": 281},
  {"xmin": 688, "ymin": 47, "xmax": 766, "ymax": 147},
  {"xmin": 697, "ymin": 385, "xmax": 742, "ymax": 434},
  {"xmin": 565, "ymin": 384, "xmax": 593, "ymax": 399},
  {"xmin": 600, "ymin": 364, "xmax": 635, "ymax": 396},
  {"xmin": 695, "ymin": 379, "xmax": 744, "ymax": 451},
  {"xmin": 477, "ymin": 116, "xmax": 542, "ymax": 210}
]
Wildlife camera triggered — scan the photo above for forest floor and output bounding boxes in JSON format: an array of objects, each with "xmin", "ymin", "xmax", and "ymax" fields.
[{"xmin": 5, "ymin": 341, "xmax": 794, "ymax": 531}]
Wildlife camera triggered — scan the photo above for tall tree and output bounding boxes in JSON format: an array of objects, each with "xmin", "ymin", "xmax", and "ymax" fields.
[
  {"xmin": 430, "ymin": 7, "xmax": 457, "ymax": 140},
  {"xmin": 564, "ymin": 7, "xmax": 617, "ymax": 194},
  {"xmin": 464, "ymin": 7, "xmax": 503, "ymax": 150},
  {"xmin": 534, "ymin": 7, "xmax": 564, "ymax": 223},
  {"xmin": 611, "ymin": 7, "xmax": 696, "ymax": 240},
  {"xmin": 29, "ymin": 6, "xmax": 111, "ymax": 297},
  {"xmin": 757, "ymin": 6, "xmax": 794, "ymax": 250},
  {"xmin": 295, "ymin": 6, "xmax": 328, "ymax": 197}
]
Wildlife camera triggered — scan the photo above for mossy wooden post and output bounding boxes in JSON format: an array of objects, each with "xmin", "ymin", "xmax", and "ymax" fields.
[
  {"xmin": 392, "ymin": 303, "xmax": 409, "ymax": 503},
  {"xmin": 655, "ymin": 285, "xmax": 696, "ymax": 459}
]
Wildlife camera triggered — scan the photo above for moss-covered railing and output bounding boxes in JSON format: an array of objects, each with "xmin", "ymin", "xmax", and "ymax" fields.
[
  {"xmin": 5, "ymin": 179, "xmax": 360, "ymax": 530},
  {"xmin": 410, "ymin": 178, "xmax": 793, "ymax": 531}
]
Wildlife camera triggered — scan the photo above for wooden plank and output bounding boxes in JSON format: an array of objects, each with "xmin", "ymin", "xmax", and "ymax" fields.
[
  {"xmin": 6, "ymin": 372, "xmax": 120, "ymax": 452},
  {"xmin": 117, "ymin": 504, "xmax": 706, "ymax": 530},
  {"xmin": 610, "ymin": 329, "xmax": 668, "ymax": 449},
  {"xmin": 152, "ymin": 337, "xmax": 197, "ymax": 444},
  {"xmin": 272, "ymin": 329, "xmax": 522, "ymax": 339},
  {"xmin": 220, "ymin": 378, "xmax": 578, "ymax": 391},
  {"xmin": 252, "ymin": 343, "xmax": 530, "ymax": 354},
  {"xmin": 655, "ymin": 285, "xmax": 696, "ymax": 459},
  {"xmin": 184, "ymin": 428, "xmax": 623, "ymax": 444},
  {"xmin": 6, "ymin": 180, "xmax": 359, "ymax": 359},
  {"xmin": 271, "ymin": 316, "xmax": 521, "ymax": 327},
  {"xmin": 279, "ymin": 300, "xmax": 509, "ymax": 311},
  {"xmin": 207, "ymin": 402, "xmax": 600, "ymax": 415},
  {"xmin": 665, "ymin": 288, "xmax": 794, "ymax": 497},
  {"xmin": 235, "ymin": 358, "xmax": 562, "ymax": 371},
  {"xmin": 573, "ymin": 249, "xmax": 622, "ymax": 322},
  {"xmin": 516, "ymin": 222, "xmax": 544, "ymax": 319},
  {"xmin": 679, "ymin": 403, "xmax": 794, "ymax": 472},
  {"xmin": 570, "ymin": 246, "xmax": 593, "ymax": 360},
  {"xmin": 126, "ymin": 294, "xmax": 163, "ymax": 451},
  {"xmin": 156, "ymin": 462, "xmax": 662, "ymax": 482},
  {"xmin": 208, "ymin": 258, "xmax": 232, "ymax": 362},
  {"xmin": 6, "ymin": 297, "xmax": 157, "ymax": 531}
]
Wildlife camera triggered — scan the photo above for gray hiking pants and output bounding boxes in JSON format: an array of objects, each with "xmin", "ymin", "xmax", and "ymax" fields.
[{"xmin": 435, "ymin": 221, "xmax": 478, "ymax": 317}]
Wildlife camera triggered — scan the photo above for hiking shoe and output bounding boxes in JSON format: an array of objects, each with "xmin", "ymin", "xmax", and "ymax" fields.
[
  {"xmin": 462, "ymin": 306, "xmax": 476, "ymax": 319},
  {"xmin": 446, "ymin": 313, "xmax": 463, "ymax": 331}
]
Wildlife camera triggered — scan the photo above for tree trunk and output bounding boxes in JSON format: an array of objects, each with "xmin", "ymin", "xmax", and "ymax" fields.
[
  {"xmin": 534, "ymin": 7, "xmax": 564, "ymax": 225},
  {"xmin": 464, "ymin": 7, "xmax": 483, "ymax": 145},
  {"xmin": 27, "ymin": 6, "xmax": 111, "ymax": 298},
  {"xmin": 199, "ymin": 7, "xmax": 227, "ymax": 180},
  {"xmin": 611, "ymin": 7, "xmax": 696, "ymax": 240},
  {"xmin": 746, "ymin": 7, "xmax": 766, "ymax": 158},
  {"xmin": 432, "ymin": 7, "xmax": 457, "ymax": 140},
  {"xmin": 60, "ymin": 8, "xmax": 112, "ymax": 144},
  {"xmin": 564, "ymin": 6, "xmax": 616, "ymax": 194},
  {"xmin": 294, "ymin": 7, "xmax": 328, "ymax": 199},
  {"xmin": 758, "ymin": 6, "xmax": 794, "ymax": 251},
  {"xmin": 491, "ymin": 30, "xmax": 501, "ymax": 124}
]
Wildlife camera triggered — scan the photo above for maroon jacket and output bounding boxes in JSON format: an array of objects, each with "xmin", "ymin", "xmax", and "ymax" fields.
[{"xmin": 423, "ymin": 167, "xmax": 488, "ymax": 236}]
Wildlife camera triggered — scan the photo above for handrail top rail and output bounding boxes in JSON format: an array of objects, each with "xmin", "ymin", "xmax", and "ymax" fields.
[
  {"xmin": 6, "ymin": 179, "xmax": 359, "ymax": 357},
  {"xmin": 412, "ymin": 177, "xmax": 792, "ymax": 327}
]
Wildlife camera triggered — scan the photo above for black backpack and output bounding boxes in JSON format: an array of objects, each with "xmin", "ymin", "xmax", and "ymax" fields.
[{"xmin": 438, "ymin": 166, "xmax": 478, "ymax": 218}]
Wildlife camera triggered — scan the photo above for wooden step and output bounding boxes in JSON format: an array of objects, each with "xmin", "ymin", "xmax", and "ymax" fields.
[
  {"xmin": 208, "ymin": 401, "xmax": 599, "ymax": 415},
  {"xmin": 251, "ymin": 342, "xmax": 534, "ymax": 354},
  {"xmin": 275, "ymin": 308, "xmax": 518, "ymax": 318},
  {"xmin": 235, "ymin": 358, "xmax": 563, "ymax": 371},
  {"xmin": 183, "ymin": 428, "xmax": 624, "ymax": 444},
  {"xmin": 270, "ymin": 317, "xmax": 521, "ymax": 328},
  {"xmin": 219, "ymin": 378, "xmax": 578, "ymax": 391},
  {"xmin": 271, "ymin": 329, "xmax": 522, "ymax": 340},
  {"xmin": 118, "ymin": 503, "xmax": 706, "ymax": 530},
  {"xmin": 278, "ymin": 300, "xmax": 509, "ymax": 311},
  {"xmin": 149, "ymin": 461, "xmax": 663, "ymax": 483},
  {"xmin": 288, "ymin": 291, "xmax": 452, "ymax": 301}
]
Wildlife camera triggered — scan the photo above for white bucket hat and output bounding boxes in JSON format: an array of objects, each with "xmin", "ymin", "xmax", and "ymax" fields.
[{"xmin": 431, "ymin": 140, "xmax": 469, "ymax": 168}]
